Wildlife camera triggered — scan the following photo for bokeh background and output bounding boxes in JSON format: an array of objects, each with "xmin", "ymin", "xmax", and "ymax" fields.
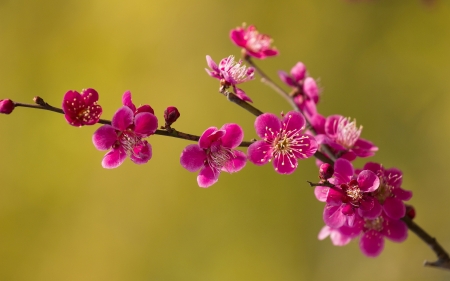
[{"xmin": 0, "ymin": 0, "xmax": 449, "ymax": 280}]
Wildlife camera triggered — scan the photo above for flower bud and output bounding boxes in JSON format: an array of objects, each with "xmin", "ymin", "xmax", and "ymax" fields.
[
  {"xmin": 319, "ymin": 163, "xmax": 334, "ymax": 181},
  {"xmin": 405, "ymin": 204, "xmax": 416, "ymax": 220},
  {"xmin": 164, "ymin": 106, "xmax": 180, "ymax": 127},
  {"xmin": 0, "ymin": 99, "xmax": 15, "ymax": 114}
]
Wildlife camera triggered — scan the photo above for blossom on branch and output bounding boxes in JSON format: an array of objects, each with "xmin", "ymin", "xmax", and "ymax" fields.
[
  {"xmin": 205, "ymin": 55, "xmax": 254, "ymax": 102},
  {"xmin": 230, "ymin": 24, "xmax": 278, "ymax": 59},
  {"xmin": 92, "ymin": 105, "xmax": 158, "ymax": 169},
  {"xmin": 247, "ymin": 111, "xmax": 318, "ymax": 174},
  {"xmin": 62, "ymin": 88, "xmax": 102, "ymax": 126},
  {"xmin": 180, "ymin": 123, "xmax": 246, "ymax": 188}
]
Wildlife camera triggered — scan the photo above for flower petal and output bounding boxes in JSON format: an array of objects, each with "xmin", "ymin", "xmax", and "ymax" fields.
[
  {"xmin": 359, "ymin": 230, "xmax": 384, "ymax": 257},
  {"xmin": 278, "ymin": 71, "xmax": 296, "ymax": 87},
  {"xmin": 229, "ymin": 29, "xmax": 246, "ymax": 48},
  {"xmin": 290, "ymin": 62, "xmax": 306, "ymax": 82},
  {"xmin": 80, "ymin": 88, "xmax": 99, "ymax": 104},
  {"xmin": 323, "ymin": 204, "xmax": 346, "ymax": 228},
  {"xmin": 273, "ymin": 154, "xmax": 297, "ymax": 174},
  {"xmin": 282, "ymin": 111, "xmax": 305, "ymax": 133},
  {"xmin": 382, "ymin": 218, "xmax": 408, "ymax": 242},
  {"xmin": 333, "ymin": 158, "xmax": 354, "ymax": 184},
  {"xmin": 122, "ymin": 90, "xmax": 136, "ymax": 112},
  {"xmin": 92, "ymin": 125, "xmax": 117, "ymax": 150},
  {"xmin": 383, "ymin": 197, "xmax": 405, "ymax": 220},
  {"xmin": 112, "ymin": 106, "xmax": 134, "ymax": 131},
  {"xmin": 247, "ymin": 140, "xmax": 271, "ymax": 166},
  {"xmin": 359, "ymin": 198, "xmax": 382, "ymax": 219},
  {"xmin": 180, "ymin": 144, "xmax": 206, "ymax": 172},
  {"xmin": 102, "ymin": 147, "xmax": 127, "ymax": 169},
  {"xmin": 134, "ymin": 112, "xmax": 158, "ymax": 137},
  {"xmin": 352, "ymin": 138, "xmax": 378, "ymax": 158},
  {"xmin": 303, "ymin": 77, "xmax": 319, "ymax": 104},
  {"xmin": 130, "ymin": 141, "xmax": 152, "ymax": 164},
  {"xmin": 222, "ymin": 150, "xmax": 246, "ymax": 173},
  {"xmin": 392, "ymin": 187, "xmax": 413, "ymax": 201},
  {"xmin": 357, "ymin": 170, "xmax": 380, "ymax": 192},
  {"xmin": 234, "ymin": 87, "xmax": 253, "ymax": 103},
  {"xmin": 199, "ymin": 127, "xmax": 221, "ymax": 149},
  {"xmin": 324, "ymin": 115, "xmax": 342, "ymax": 139},
  {"xmin": 292, "ymin": 134, "xmax": 318, "ymax": 159},
  {"xmin": 197, "ymin": 166, "xmax": 220, "ymax": 188},
  {"xmin": 314, "ymin": 186, "xmax": 329, "ymax": 202},
  {"xmin": 220, "ymin": 123, "xmax": 244, "ymax": 148},
  {"xmin": 254, "ymin": 113, "xmax": 281, "ymax": 139}
]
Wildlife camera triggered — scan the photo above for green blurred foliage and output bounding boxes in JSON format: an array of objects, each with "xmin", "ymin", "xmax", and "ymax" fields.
[{"xmin": 0, "ymin": 0, "xmax": 449, "ymax": 280}]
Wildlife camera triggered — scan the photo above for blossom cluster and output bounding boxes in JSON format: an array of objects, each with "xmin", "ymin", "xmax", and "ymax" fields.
[{"xmin": 0, "ymin": 23, "xmax": 418, "ymax": 262}]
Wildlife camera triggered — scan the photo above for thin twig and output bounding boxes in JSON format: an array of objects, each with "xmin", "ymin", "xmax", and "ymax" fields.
[{"xmin": 226, "ymin": 91, "xmax": 264, "ymax": 117}]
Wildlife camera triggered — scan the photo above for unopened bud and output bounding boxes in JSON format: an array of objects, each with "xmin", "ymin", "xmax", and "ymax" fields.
[
  {"xmin": 405, "ymin": 205, "xmax": 416, "ymax": 220},
  {"xmin": 0, "ymin": 99, "xmax": 15, "ymax": 114},
  {"xmin": 164, "ymin": 106, "xmax": 180, "ymax": 127},
  {"xmin": 319, "ymin": 163, "xmax": 334, "ymax": 181}
]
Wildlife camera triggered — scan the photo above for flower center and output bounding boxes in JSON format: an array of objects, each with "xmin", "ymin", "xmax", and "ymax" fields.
[
  {"xmin": 364, "ymin": 216, "xmax": 384, "ymax": 232},
  {"xmin": 245, "ymin": 28, "xmax": 271, "ymax": 52},
  {"xmin": 219, "ymin": 56, "xmax": 254, "ymax": 84},
  {"xmin": 117, "ymin": 130, "xmax": 142, "ymax": 155},
  {"xmin": 341, "ymin": 180, "xmax": 363, "ymax": 206},
  {"xmin": 207, "ymin": 143, "xmax": 235, "ymax": 171},
  {"xmin": 336, "ymin": 117, "xmax": 362, "ymax": 149}
]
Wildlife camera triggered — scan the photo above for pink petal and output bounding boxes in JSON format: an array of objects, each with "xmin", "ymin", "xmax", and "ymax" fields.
[
  {"xmin": 341, "ymin": 204, "xmax": 354, "ymax": 216},
  {"xmin": 122, "ymin": 90, "xmax": 136, "ymax": 112},
  {"xmin": 326, "ymin": 188, "xmax": 344, "ymax": 206},
  {"xmin": 324, "ymin": 115, "xmax": 342, "ymax": 139},
  {"xmin": 385, "ymin": 168, "xmax": 403, "ymax": 188},
  {"xmin": 359, "ymin": 230, "xmax": 384, "ymax": 257},
  {"xmin": 220, "ymin": 123, "xmax": 244, "ymax": 149},
  {"xmin": 290, "ymin": 62, "xmax": 306, "ymax": 82},
  {"xmin": 303, "ymin": 77, "xmax": 319, "ymax": 104},
  {"xmin": 318, "ymin": 225, "xmax": 331, "ymax": 240},
  {"xmin": 197, "ymin": 166, "xmax": 220, "ymax": 188},
  {"xmin": 291, "ymin": 134, "xmax": 318, "ymax": 159},
  {"xmin": 359, "ymin": 196, "xmax": 375, "ymax": 212},
  {"xmin": 199, "ymin": 127, "xmax": 223, "ymax": 149},
  {"xmin": 229, "ymin": 29, "xmax": 246, "ymax": 48},
  {"xmin": 352, "ymin": 138, "xmax": 378, "ymax": 158},
  {"xmin": 247, "ymin": 140, "xmax": 271, "ymax": 166},
  {"xmin": 112, "ymin": 106, "xmax": 134, "ymax": 131},
  {"xmin": 323, "ymin": 204, "xmax": 346, "ymax": 228},
  {"xmin": 382, "ymin": 218, "xmax": 408, "ymax": 242},
  {"xmin": 363, "ymin": 162, "xmax": 383, "ymax": 174},
  {"xmin": 130, "ymin": 141, "xmax": 152, "ymax": 164},
  {"xmin": 357, "ymin": 170, "xmax": 380, "ymax": 192},
  {"xmin": 206, "ymin": 55, "xmax": 219, "ymax": 72},
  {"xmin": 92, "ymin": 125, "xmax": 117, "ymax": 150},
  {"xmin": 136, "ymin": 105, "xmax": 154, "ymax": 115},
  {"xmin": 314, "ymin": 186, "xmax": 329, "ymax": 202},
  {"xmin": 234, "ymin": 87, "xmax": 253, "ymax": 103},
  {"xmin": 383, "ymin": 197, "xmax": 405, "ymax": 220},
  {"xmin": 254, "ymin": 113, "xmax": 281, "ymax": 139},
  {"xmin": 333, "ymin": 158, "xmax": 354, "ymax": 184},
  {"xmin": 222, "ymin": 150, "xmax": 246, "ymax": 173},
  {"xmin": 392, "ymin": 187, "xmax": 413, "ymax": 201},
  {"xmin": 134, "ymin": 112, "xmax": 158, "ymax": 137},
  {"xmin": 278, "ymin": 71, "xmax": 296, "ymax": 87},
  {"xmin": 80, "ymin": 88, "xmax": 99, "ymax": 104},
  {"xmin": 359, "ymin": 198, "xmax": 382, "ymax": 219},
  {"xmin": 180, "ymin": 144, "xmax": 206, "ymax": 172},
  {"xmin": 282, "ymin": 111, "xmax": 306, "ymax": 133},
  {"xmin": 102, "ymin": 147, "xmax": 127, "ymax": 169},
  {"xmin": 273, "ymin": 154, "xmax": 297, "ymax": 174},
  {"xmin": 261, "ymin": 49, "xmax": 279, "ymax": 58}
]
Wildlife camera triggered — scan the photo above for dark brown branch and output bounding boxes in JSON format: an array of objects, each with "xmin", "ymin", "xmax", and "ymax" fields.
[{"xmin": 226, "ymin": 91, "xmax": 264, "ymax": 117}]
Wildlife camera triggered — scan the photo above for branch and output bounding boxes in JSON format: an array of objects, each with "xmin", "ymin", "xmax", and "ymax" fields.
[
  {"xmin": 401, "ymin": 216, "xmax": 450, "ymax": 270},
  {"xmin": 225, "ymin": 91, "xmax": 264, "ymax": 117}
]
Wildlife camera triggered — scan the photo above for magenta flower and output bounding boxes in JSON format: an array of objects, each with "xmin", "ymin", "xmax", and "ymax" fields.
[
  {"xmin": 180, "ymin": 124, "xmax": 247, "ymax": 188},
  {"xmin": 0, "ymin": 99, "xmax": 15, "ymax": 114},
  {"xmin": 358, "ymin": 214, "xmax": 408, "ymax": 257},
  {"xmin": 205, "ymin": 55, "xmax": 254, "ymax": 102},
  {"xmin": 62, "ymin": 88, "xmax": 102, "ymax": 127},
  {"xmin": 315, "ymin": 115, "xmax": 378, "ymax": 161},
  {"xmin": 278, "ymin": 62, "xmax": 320, "ymax": 105},
  {"xmin": 247, "ymin": 111, "xmax": 318, "ymax": 174},
  {"xmin": 122, "ymin": 90, "xmax": 154, "ymax": 115},
  {"xmin": 357, "ymin": 162, "xmax": 413, "ymax": 219},
  {"xmin": 230, "ymin": 24, "xmax": 279, "ymax": 59},
  {"xmin": 322, "ymin": 158, "xmax": 381, "ymax": 228},
  {"xmin": 92, "ymin": 105, "xmax": 158, "ymax": 169}
]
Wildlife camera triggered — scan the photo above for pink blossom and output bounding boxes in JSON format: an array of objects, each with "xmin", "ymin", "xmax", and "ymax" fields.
[
  {"xmin": 230, "ymin": 24, "xmax": 278, "ymax": 59},
  {"xmin": 0, "ymin": 99, "xmax": 15, "ymax": 114},
  {"xmin": 92, "ymin": 105, "xmax": 158, "ymax": 169},
  {"xmin": 62, "ymin": 88, "xmax": 102, "ymax": 126},
  {"xmin": 180, "ymin": 124, "xmax": 247, "ymax": 188},
  {"xmin": 247, "ymin": 111, "xmax": 318, "ymax": 174},
  {"xmin": 278, "ymin": 62, "xmax": 320, "ymax": 106},
  {"xmin": 315, "ymin": 115, "xmax": 378, "ymax": 161},
  {"xmin": 122, "ymin": 90, "xmax": 154, "ymax": 115},
  {"xmin": 205, "ymin": 55, "xmax": 254, "ymax": 102},
  {"xmin": 357, "ymin": 162, "xmax": 413, "ymax": 219},
  {"xmin": 322, "ymin": 158, "xmax": 381, "ymax": 228},
  {"xmin": 358, "ymin": 214, "xmax": 408, "ymax": 257}
]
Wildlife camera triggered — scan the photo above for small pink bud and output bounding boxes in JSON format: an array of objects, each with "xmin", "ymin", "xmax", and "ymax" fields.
[
  {"xmin": 164, "ymin": 106, "xmax": 180, "ymax": 127},
  {"xmin": 0, "ymin": 99, "xmax": 15, "ymax": 114},
  {"xmin": 405, "ymin": 205, "xmax": 416, "ymax": 220},
  {"xmin": 319, "ymin": 163, "xmax": 334, "ymax": 180}
]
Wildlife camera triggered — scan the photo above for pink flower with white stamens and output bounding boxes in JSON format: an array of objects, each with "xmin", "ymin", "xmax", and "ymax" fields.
[
  {"xmin": 205, "ymin": 55, "xmax": 254, "ymax": 102},
  {"xmin": 180, "ymin": 123, "xmax": 247, "ymax": 188},
  {"xmin": 92, "ymin": 105, "xmax": 158, "ymax": 169},
  {"xmin": 247, "ymin": 111, "xmax": 318, "ymax": 174},
  {"xmin": 62, "ymin": 88, "xmax": 102, "ymax": 126},
  {"xmin": 230, "ymin": 24, "xmax": 279, "ymax": 59}
]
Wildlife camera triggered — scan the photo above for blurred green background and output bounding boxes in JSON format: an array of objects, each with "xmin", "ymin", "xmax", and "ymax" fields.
[{"xmin": 0, "ymin": 0, "xmax": 449, "ymax": 280}]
